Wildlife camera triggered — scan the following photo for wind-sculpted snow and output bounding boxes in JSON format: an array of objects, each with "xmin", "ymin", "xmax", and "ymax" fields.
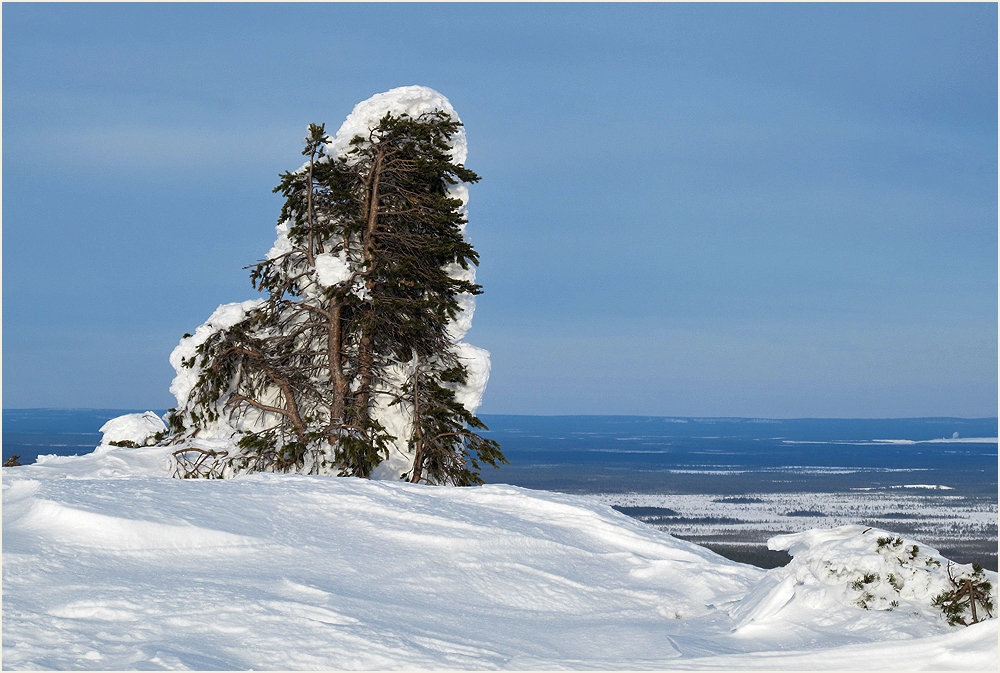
[{"xmin": 3, "ymin": 461, "xmax": 997, "ymax": 670}]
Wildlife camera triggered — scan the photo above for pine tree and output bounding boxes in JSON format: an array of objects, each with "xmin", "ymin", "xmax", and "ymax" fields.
[
  {"xmin": 932, "ymin": 562, "xmax": 995, "ymax": 626},
  {"xmin": 396, "ymin": 357, "xmax": 504, "ymax": 485},
  {"xmin": 167, "ymin": 110, "xmax": 505, "ymax": 484}
]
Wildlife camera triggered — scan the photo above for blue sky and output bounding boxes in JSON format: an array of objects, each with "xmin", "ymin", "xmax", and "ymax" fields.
[{"xmin": 3, "ymin": 3, "xmax": 997, "ymax": 417}]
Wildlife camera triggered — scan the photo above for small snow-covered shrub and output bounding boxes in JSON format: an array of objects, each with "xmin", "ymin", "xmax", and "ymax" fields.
[
  {"xmin": 100, "ymin": 412, "xmax": 167, "ymax": 448},
  {"xmin": 730, "ymin": 525, "xmax": 999, "ymax": 629},
  {"xmin": 839, "ymin": 533, "xmax": 946, "ymax": 611}
]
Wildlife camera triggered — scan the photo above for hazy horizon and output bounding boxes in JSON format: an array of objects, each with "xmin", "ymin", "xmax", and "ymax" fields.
[{"xmin": 3, "ymin": 407, "xmax": 997, "ymax": 422}]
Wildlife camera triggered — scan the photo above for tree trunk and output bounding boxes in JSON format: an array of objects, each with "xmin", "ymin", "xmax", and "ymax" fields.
[
  {"xmin": 352, "ymin": 147, "xmax": 384, "ymax": 424},
  {"xmin": 409, "ymin": 365, "xmax": 424, "ymax": 483},
  {"xmin": 273, "ymin": 376, "xmax": 308, "ymax": 443},
  {"xmin": 305, "ymin": 144, "xmax": 317, "ymax": 265},
  {"xmin": 353, "ymin": 333, "xmax": 374, "ymax": 426},
  {"xmin": 967, "ymin": 580, "xmax": 978, "ymax": 623},
  {"xmin": 327, "ymin": 302, "xmax": 346, "ymax": 421}
]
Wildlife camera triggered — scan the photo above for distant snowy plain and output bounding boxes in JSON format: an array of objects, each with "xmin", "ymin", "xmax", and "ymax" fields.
[
  {"xmin": 3, "ymin": 441, "xmax": 997, "ymax": 670},
  {"xmin": 593, "ymin": 491, "xmax": 997, "ymax": 551}
]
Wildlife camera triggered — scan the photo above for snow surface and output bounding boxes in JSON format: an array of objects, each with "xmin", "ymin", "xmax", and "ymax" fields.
[{"xmin": 3, "ymin": 452, "xmax": 997, "ymax": 670}]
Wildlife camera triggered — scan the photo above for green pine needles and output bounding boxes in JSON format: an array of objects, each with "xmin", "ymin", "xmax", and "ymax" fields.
[
  {"xmin": 167, "ymin": 111, "xmax": 505, "ymax": 485},
  {"xmin": 932, "ymin": 562, "xmax": 995, "ymax": 626}
]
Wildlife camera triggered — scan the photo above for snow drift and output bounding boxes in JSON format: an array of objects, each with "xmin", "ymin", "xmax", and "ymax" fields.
[{"xmin": 3, "ymin": 450, "xmax": 997, "ymax": 670}]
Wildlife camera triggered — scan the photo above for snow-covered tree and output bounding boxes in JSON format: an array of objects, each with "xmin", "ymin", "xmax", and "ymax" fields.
[{"xmin": 165, "ymin": 87, "xmax": 504, "ymax": 484}]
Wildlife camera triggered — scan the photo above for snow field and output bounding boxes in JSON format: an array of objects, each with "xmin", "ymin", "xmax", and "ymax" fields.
[
  {"xmin": 3, "ymin": 461, "xmax": 998, "ymax": 670},
  {"xmin": 3, "ymin": 474, "xmax": 754, "ymax": 669}
]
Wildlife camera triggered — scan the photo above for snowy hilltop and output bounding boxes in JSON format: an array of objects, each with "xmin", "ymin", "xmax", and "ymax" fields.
[
  {"xmin": 2, "ymin": 450, "xmax": 997, "ymax": 670},
  {"xmin": 143, "ymin": 86, "xmax": 503, "ymax": 484},
  {"xmin": 4, "ymin": 87, "xmax": 997, "ymax": 670}
]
